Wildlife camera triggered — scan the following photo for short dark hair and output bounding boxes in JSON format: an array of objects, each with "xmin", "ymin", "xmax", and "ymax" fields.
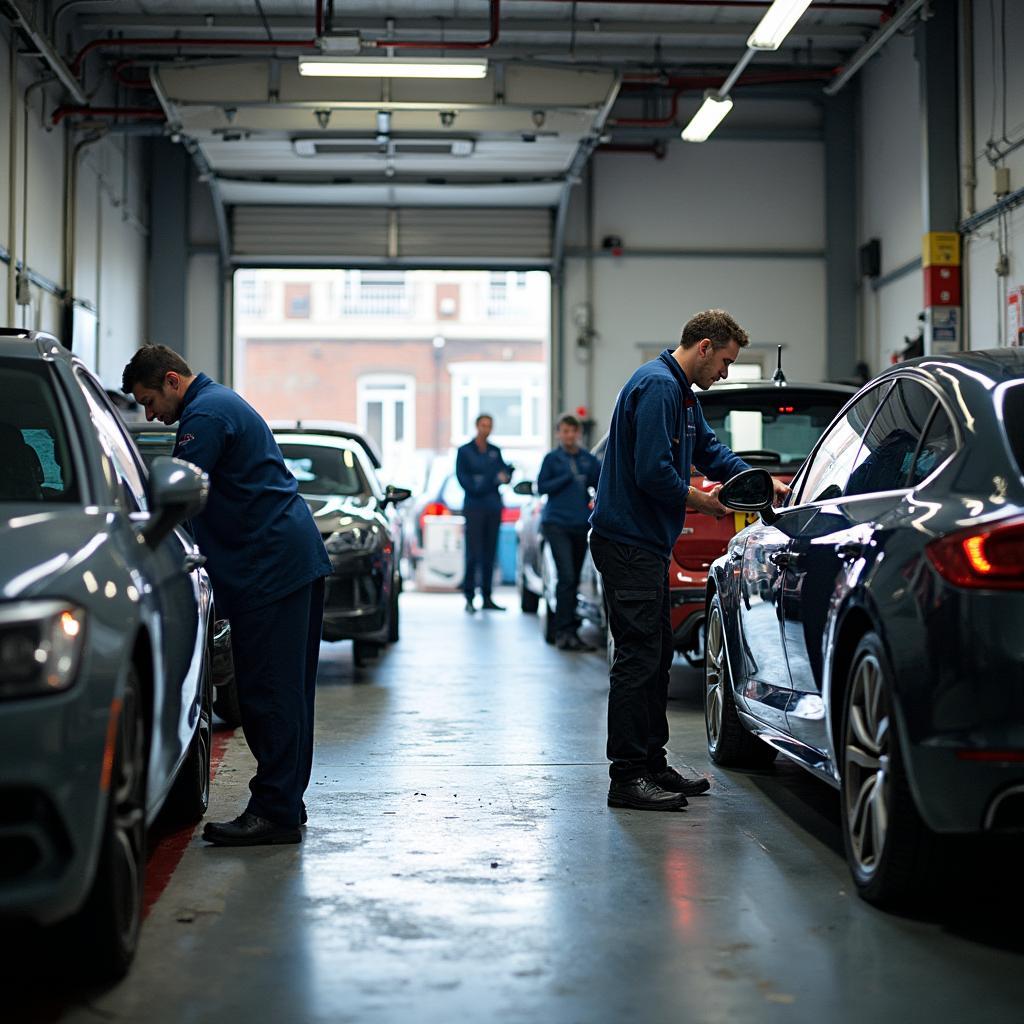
[
  {"xmin": 556, "ymin": 413, "xmax": 582, "ymax": 430},
  {"xmin": 475, "ymin": 413, "xmax": 493, "ymax": 426},
  {"xmin": 680, "ymin": 309, "xmax": 749, "ymax": 350},
  {"xmin": 121, "ymin": 345, "xmax": 192, "ymax": 393}
]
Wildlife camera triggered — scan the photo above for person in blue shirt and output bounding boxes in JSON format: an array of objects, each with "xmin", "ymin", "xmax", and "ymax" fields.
[
  {"xmin": 123, "ymin": 345, "xmax": 332, "ymax": 847},
  {"xmin": 590, "ymin": 310, "xmax": 789, "ymax": 812},
  {"xmin": 537, "ymin": 413, "xmax": 601, "ymax": 651},
  {"xmin": 456, "ymin": 413, "xmax": 514, "ymax": 612}
]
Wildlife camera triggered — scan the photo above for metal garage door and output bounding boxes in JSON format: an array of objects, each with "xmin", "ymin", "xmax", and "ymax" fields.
[{"xmin": 231, "ymin": 206, "xmax": 552, "ymax": 264}]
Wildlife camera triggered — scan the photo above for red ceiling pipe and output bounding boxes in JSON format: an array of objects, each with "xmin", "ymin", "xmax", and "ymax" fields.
[
  {"xmin": 52, "ymin": 105, "xmax": 165, "ymax": 126},
  {"xmin": 112, "ymin": 60, "xmax": 154, "ymax": 90},
  {"xmin": 373, "ymin": 0, "xmax": 501, "ymax": 49},
  {"xmin": 599, "ymin": 141, "xmax": 668, "ymax": 157},
  {"xmin": 70, "ymin": 0, "xmax": 324, "ymax": 75}
]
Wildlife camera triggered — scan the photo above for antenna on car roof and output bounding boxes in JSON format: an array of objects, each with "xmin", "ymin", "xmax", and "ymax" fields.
[{"xmin": 771, "ymin": 345, "xmax": 788, "ymax": 386}]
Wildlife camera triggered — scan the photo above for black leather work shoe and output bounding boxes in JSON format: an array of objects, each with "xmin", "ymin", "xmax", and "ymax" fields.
[
  {"xmin": 650, "ymin": 766, "xmax": 711, "ymax": 796},
  {"xmin": 481, "ymin": 599, "xmax": 505, "ymax": 611},
  {"xmin": 202, "ymin": 811, "xmax": 302, "ymax": 847},
  {"xmin": 608, "ymin": 776, "xmax": 687, "ymax": 811},
  {"xmin": 464, "ymin": 599, "xmax": 477, "ymax": 614}
]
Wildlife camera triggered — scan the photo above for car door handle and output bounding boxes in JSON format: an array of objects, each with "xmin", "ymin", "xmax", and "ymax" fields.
[
  {"xmin": 182, "ymin": 552, "xmax": 207, "ymax": 573},
  {"xmin": 769, "ymin": 551, "xmax": 796, "ymax": 568},
  {"xmin": 835, "ymin": 542, "xmax": 864, "ymax": 560}
]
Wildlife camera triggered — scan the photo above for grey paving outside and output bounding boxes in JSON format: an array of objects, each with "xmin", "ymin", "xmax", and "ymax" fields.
[{"xmin": 17, "ymin": 590, "xmax": 1024, "ymax": 1023}]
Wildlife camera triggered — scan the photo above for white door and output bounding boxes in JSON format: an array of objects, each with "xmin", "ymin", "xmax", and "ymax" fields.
[{"xmin": 358, "ymin": 374, "xmax": 416, "ymax": 480}]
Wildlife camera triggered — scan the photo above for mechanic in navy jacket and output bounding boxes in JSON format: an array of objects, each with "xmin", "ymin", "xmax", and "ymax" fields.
[
  {"xmin": 537, "ymin": 412, "xmax": 601, "ymax": 651},
  {"xmin": 123, "ymin": 345, "xmax": 332, "ymax": 847},
  {"xmin": 456, "ymin": 413, "xmax": 514, "ymax": 612},
  {"xmin": 590, "ymin": 310, "xmax": 789, "ymax": 812}
]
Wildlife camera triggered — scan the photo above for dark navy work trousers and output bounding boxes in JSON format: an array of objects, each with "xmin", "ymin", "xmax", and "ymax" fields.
[
  {"xmin": 463, "ymin": 504, "xmax": 501, "ymax": 601},
  {"xmin": 229, "ymin": 577, "xmax": 325, "ymax": 826}
]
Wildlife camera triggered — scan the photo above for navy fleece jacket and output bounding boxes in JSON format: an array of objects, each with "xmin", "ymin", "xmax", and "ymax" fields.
[{"xmin": 590, "ymin": 350, "xmax": 750, "ymax": 559}]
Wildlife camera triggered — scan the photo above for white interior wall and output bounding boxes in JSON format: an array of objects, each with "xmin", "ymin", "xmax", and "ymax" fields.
[
  {"xmin": 560, "ymin": 137, "xmax": 827, "ymax": 434},
  {"xmin": 857, "ymin": 32, "xmax": 923, "ymax": 372},
  {"xmin": 0, "ymin": 26, "xmax": 149, "ymax": 387},
  {"xmin": 965, "ymin": 0, "xmax": 1024, "ymax": 349}
]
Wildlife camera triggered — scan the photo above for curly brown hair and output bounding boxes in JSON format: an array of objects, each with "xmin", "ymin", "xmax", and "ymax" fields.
[{"xmin": 679, "ymin": 309, "xmax": 749, "ymax": 350}]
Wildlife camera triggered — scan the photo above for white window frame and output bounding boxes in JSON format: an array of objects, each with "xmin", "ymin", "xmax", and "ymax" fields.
[
  {"xmin": 357, "ymin": 373, "xmax": 417, "ymax": 454},
  {"xmin": 448, "ymin": 361, "xmax": 546, "ymax": 447}
]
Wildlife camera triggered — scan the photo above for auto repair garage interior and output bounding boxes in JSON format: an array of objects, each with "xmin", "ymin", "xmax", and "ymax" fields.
[{"xmin": 3, "ymin": 0, "xmax": 1024, "ymax": 1020}]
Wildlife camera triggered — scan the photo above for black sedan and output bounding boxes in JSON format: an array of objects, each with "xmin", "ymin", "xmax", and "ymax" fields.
[
  {"xmin": 272, "ymin": 427, "xmax": 411, "ymax": 667},
  {"xmin": 707, "ymin": 349, "xmax": 1024, "ymax": 907}
]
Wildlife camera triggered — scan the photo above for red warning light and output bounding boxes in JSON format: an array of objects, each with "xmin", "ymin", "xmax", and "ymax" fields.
[
  {"xmin": 576, "ymin": 406, "xmax": 588, "ymax": 418},
  {"xmin": 778, "ymin": 406, "xmax": 795, "ymax": 414}
]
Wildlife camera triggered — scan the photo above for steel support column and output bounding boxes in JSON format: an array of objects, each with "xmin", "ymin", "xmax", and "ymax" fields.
[
  {"xmin": 147, "ymin": 138, "xmax": 189, "ymax": 352},
  {"xmin": 824, "ymin": 84, "xmax": 858, "ymax": 381}
]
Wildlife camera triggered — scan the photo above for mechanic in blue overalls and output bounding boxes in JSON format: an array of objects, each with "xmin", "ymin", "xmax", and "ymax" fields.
[
  {"xmin": 456, "ymin": 413, "xmax": 514, "ymax": 613},
  {"xmin": 123, "ymin": 344, "xmax": 332, "ymax": 847},
  {"xmin": 537, "ymin": 412, "xmax": 602, "ymax": 651}
]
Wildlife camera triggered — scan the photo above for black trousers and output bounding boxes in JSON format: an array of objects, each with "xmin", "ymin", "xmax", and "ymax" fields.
[
  {"xmin": 229, "ymin": 577, "xmax": 325, "ymax": 826},
  {"xmin": 543, "ymin": 523, "xmax": 589, "ymax": 637},
  {"xmin": 463, "ymin": 505, "xmax": 501, "ymax": 600},
  {"xmin": 589, "ymin": 533, "xmax": 672, "ymax": 782}
]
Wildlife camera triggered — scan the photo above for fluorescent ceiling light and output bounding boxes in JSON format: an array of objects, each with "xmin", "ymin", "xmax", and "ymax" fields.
[
  {"xmin": 748, "ymin": 0, "xmax": 815, "ymax": 50},
  {"xmin": 681, "ymin": 93, "xmax": 734, "ymax": 143},
  {"xmin": 298, "ymin": 56, "xmax": 488, "ymax": 79}
]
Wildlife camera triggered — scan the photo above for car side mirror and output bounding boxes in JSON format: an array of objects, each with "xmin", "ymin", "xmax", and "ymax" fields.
[
  {"xmin": 513, "ymin": 480, "xmax": 535, "ymax": 496},
  {"xmin": 383, "ymin": 484, "xmax": 413, "ymax": 507},
  {"xmin": 719, "ymin": 468, "xmax": 777, "ymax": 525},
  {"xmin": 143, "ymin": 456, "xmax": 209, "ymax": 547}
]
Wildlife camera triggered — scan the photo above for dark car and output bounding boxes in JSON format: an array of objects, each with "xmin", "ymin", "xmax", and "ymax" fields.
[
  {"xmin": 128, "ymin": 422, "xmax": 239, "ymax": 726},
  {"xmin": 272, "ymin": 428, "xmax": 411, "ymax": 667},
  {"xmin": 705, "ymin": 349, "xmax": 1024, "ymax": 907},
  {"xmin": 0, "ymin": 330, "xmax": 214, "ymax": 979}
]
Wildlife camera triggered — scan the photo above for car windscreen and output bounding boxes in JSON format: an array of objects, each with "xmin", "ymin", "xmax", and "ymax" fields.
[
  {"xmin": 0, "ymin": 360, "xmax": 79, "ymax": 503},
  {"xmin": 279, "ymin": 442, "xmax": 369, "ymax": 497},
  {"xmin": 1004, "ymin": 385, "xmax": 1024, "ymax": 479},
  {"xmin": 697, "ymin": 390, "xmax": 850, "ymax": 467}
]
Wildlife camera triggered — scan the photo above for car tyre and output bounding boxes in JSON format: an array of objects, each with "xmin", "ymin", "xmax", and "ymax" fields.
[
  {"xmin": 387, "ymin": 582, "xmax": 401, "ymax": 643},
  {"xmin": 67, "ymin": 663, "xmax": 148, "ymax": 982},
  {"xmin": 519, "ymin": 570, "xmax": 540, "ymax": 614},
  {"xmin": 704, "ymin": 594, "xmax": 777, "ymax": 768},
  {"xmin": 840, "ymin": 631, "xmax": 940, "ymax": 907},
  {"xmin": 163, "ymin": 646, "xmax": 213, "ymax": 825},
  {"xmin": 354, "ymin": 639, "xmax": 382, "ymax": 668}
]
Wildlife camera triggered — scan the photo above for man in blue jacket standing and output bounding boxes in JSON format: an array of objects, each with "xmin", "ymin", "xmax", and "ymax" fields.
[
  {"xmin": 456, "ymin": 413, "xmax": 514, "ymax": 612},
  {"xmin": 538, "ymin": 413, "xmax": 601, "ymax": 651},
  {"xmin": 123, "ymin": 345, "xmax": 332, "ymax": 846},
  {"xmin": 590, "ymin": 310, "xmax": 788, "ymax": 811}
]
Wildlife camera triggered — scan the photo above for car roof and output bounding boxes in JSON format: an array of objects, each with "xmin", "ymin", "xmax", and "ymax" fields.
[
  {"xmin": 887, "ymin": 348, "xmax": 1024, "ymax": 384},
  {"xmin": 0, "ymin": 329, "xmax": 72, "ymax": 363},
  {"xmin": 269, "ymin": 419, "xmax": 382, "ymax": 468},
  {"xmin": 696, "ymin": 380, "xmax": 858, "ymax": 398}
]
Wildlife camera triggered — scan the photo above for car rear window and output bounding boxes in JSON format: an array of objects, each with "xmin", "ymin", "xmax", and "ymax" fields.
[
  {"xmin": 1004, "ymin": 386, "xmax": 1024, "ymax": 478},
  {"xmin": 0, "ymin": 361, "xmax": 78, "ymax": 503},
  {"xmin": 279, "ymin": 442, "xmax": 369, "ymax": 497},
  {"xmin": 697, "ymin": 389, "xmax": 851, "ymax": 467}
]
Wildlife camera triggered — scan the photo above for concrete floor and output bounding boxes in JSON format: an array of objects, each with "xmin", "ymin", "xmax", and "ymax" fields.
[{"xmin": 17, "ymin": 590, "xmax": 1024, "ymax": 1023}]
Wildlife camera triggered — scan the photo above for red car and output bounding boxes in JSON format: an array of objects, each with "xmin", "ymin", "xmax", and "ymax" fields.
[{"xmin": 668, "ymin": 379, "xmax": 856, "ymax": 664}]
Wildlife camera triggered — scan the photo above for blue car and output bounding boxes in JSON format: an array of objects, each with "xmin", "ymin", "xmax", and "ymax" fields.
[
  {"xmin": 707, "ymin": 349, "xmax": 1024, "ymax": 907},
  {"xmin": 0, "ymin": 330, "xmax": 214, "ymax": 979}
]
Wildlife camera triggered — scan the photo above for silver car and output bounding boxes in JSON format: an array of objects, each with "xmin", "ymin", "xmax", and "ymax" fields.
[{"xmin": 0, "ymin": 330, "xmax": 214, "ymax": 980}]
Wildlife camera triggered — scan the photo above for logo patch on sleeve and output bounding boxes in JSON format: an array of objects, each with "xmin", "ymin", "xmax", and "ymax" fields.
[{"xmin": 178, "ymin": 432, "xmax": 196, "ymax": 447}]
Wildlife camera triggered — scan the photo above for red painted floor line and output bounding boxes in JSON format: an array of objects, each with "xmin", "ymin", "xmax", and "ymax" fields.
[{"xmin": 143, "ymin": 728, "xmax": 235, "ymax": 918}]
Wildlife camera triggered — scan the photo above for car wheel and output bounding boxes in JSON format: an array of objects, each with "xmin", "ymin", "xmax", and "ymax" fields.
[
  {"xmin": 387, "ymin": 581, "xmax": 401, "ymax": 644},
  {"xmin": 68, "ymin": 663, "xmax": 148, "ymax": 981},
  {"xmin": 354, "ymin": 639, "xmax": 382, "ymax": 668},
  {"xmin": 704, "ymin": 594, "xmax": 777, "ymax": 768},
  {"xmin": 840, "ymin": 631, "xmax": 938, "ymax": 907},
  {"xmin": 163, "ymin": 646, "xmax": 213, "ymax": 826},
  {"xmin": 213, "ymin": 676, "xmax": 242, "ymax": 727}
]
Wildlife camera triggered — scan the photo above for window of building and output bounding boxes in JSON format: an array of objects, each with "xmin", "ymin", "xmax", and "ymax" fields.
[
  {"xmin": 487, "ymin": 272, "xmax": 529, "ymax": 319},
  {"xmin": 284, "ymin": 283, "xmax": 311, "ymax": 319},
  {"xmin": 237, "ymin": 275, "xmax": 270, "ymax": 317},
  {"xmin": 449, "ymin": 362, "xmax": 545, "ymax": 446},
  {"xmin": 342, "ymin": 271, "xmax": 408, "ymax": 317}
]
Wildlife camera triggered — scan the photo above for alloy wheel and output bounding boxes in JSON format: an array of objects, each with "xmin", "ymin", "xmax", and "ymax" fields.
[
  {"xmin": 111, "ymin": 682, "xmax": 146, "ymax": 950},
  {"xmin": 705, "ymin": 605, "xmax": 725, "ymax": 750},
  {"xmin": 843, "ymin": 653, "xmax": 891, "ymax": 879}
]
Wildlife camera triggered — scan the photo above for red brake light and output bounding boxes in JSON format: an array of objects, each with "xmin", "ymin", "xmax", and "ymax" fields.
[
  {"xmin": 925, "ymin": 516, "xmax": 1024, "ymax": 590},
  {"xmin": 420, "ymin": 501, "xmax": 449, "ymax": 530},
  {"xmin": 501, "ymin": 507, "xmax": 521, "ymax": 524}
]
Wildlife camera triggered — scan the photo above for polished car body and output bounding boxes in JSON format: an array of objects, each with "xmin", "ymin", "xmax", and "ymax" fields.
[
  {"xmin": 671, "ymin": 381, "xmax": 855, "ymax": 662},
  {"xmin": 127, "ymin": 422, "xmax": 238, "ymax": 725},
  {"xmin": 706, "ymin": 350, "xmax": 1024, "ymax": 905},
  {"xmin": 0, "ymin": 330, "xmax": 213, "ymax": 977},
  {"xmin": 272, "ymin": 428, "xmax": 410, "ymax": 664}
]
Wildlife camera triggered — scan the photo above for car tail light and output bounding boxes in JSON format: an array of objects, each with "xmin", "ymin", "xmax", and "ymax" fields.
[
  {"xmin": 419, "ymin": 501, "xmax": 449, "ymax": 530},
  {"xmin": 925, "ymin": 516, "xmax": 1024, "ymax": 590},
  {"xmin": 501, "ymin": 507, "xmax": 520, "ymax": 524},
  {"xmin": 956, "ymin": 749, "xmax": 1024, "ymax": 762}
]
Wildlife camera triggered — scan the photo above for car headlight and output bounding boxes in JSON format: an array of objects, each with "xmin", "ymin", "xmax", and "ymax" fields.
[
  {"xmin": 0, "ymin": 601, "xmax": 87, "ymax": 699},
  {"xmin": 325, "ymin": 525, "xmax": 384, "ymax": 555}
]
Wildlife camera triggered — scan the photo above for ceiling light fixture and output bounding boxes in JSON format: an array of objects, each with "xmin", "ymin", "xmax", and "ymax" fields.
[
  {"xmin": 680, "ymin": 92, "xmax": 734, "ymax": 143},
  {"xmin": 747, "ymin": 0, "xmax": 815, "ymax": 50},
  {"xmin": 298, "ymin": 56, "xmax": 488, "ymax": 79}
]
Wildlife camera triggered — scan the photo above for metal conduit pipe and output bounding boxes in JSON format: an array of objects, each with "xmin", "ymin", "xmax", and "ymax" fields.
[
  {"xmin": 522, "ymin": 0, "xmax": 888, "ymax": 10},
  {"xmin": 7, "ymin": 31, "xmax": 18, "ymax": 325},
  {"xmin": 51, "ymin": 105, "xmax": 165, "ymax": 125},
  {"xmin": 63, "ymin": 129, "xmax": 108, "ymax": 319},
  {"xmin": 374, "ymin": 0, "xmax": 501, "ymax": 49}
]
